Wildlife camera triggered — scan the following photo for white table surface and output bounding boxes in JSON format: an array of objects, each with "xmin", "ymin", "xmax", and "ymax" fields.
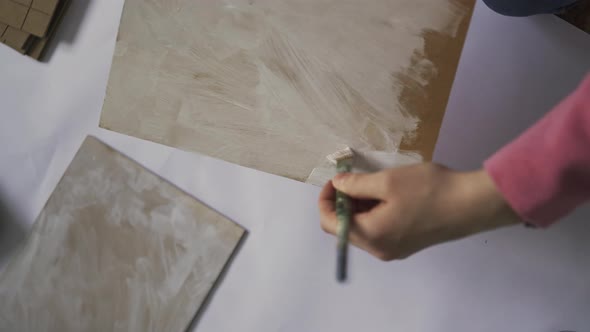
[{"xmin": 1, "ymin": 1, "xmax": 590, "ymax": 331}]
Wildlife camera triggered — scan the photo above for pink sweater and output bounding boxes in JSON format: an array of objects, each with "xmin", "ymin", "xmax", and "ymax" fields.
[{"xmin": 485, "ymin": 73, "xmax": 590, "ymax": 227}]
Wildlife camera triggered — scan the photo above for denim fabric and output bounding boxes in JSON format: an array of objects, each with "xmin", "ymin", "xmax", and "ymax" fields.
[{"xmin": 482, "ymin": 0, "xmax": 580, "ymax": 16}]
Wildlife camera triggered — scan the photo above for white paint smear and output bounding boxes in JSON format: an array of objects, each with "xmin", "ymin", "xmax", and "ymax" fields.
[
  {"xmin": 101, "ymin": 0, "xmax": 470, "ymax": 183},
  {"xmin": 0, "ymin": 137, "xmax": 244, "ymax": 332},
  {"xmin": 306, "ymin": 149, "xmax": 423, "ymax": 186}
]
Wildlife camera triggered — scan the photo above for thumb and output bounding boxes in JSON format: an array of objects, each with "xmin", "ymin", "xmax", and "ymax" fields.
[{"xmin": 332, "ymin": 172, "xmax": 388, "ymax": 199}]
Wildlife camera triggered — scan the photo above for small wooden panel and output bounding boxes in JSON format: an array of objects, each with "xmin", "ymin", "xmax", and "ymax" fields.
[
  {"xmin": 21, "ymin": 8, "xmax": 52, "ymax": 37},
  {"xmin": 12, "ymin": 0, "xmax": 32, "ymax": 6},
  {"xmin": 1, "ymin": 26, "xmax": 30, "ymax": 53},
  {"xmin": 31, "ymin": 0, "xmax": 59, "ymax": 15},
  {"xmin": 0, "ymin": 0, "xmax": 28, "ymax": 28},
  {"xmin": 26, "ymin": 0, "xmax": 70, "ymax": 59},
  {"xmin": 0, "ymin": 0, "xmax": 59, "ymax": 37},
  {"xmin": 0, "ymin": 0, "xmax": 70, "ymax": 60},
  {"xmin": 0, "ymin": 23, "xmax": 8, "ymax": 36},
  {"xmin": 0, "ymin": 136, "xmax": 245, "ymax": 332}
]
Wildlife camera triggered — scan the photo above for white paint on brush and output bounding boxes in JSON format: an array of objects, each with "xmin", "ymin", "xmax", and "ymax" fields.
[
  {"xmin": 326, "ymin": 146, "xmax": 354, "ymax": 164},
  {"xmin": 306, "ymin": 149, "xmax": 423, "ymax": 186}
]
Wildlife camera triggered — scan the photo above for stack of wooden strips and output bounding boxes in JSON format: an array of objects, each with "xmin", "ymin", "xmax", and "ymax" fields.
[{"xmin": 0, "ymin": 0, "xmax": 70, "ymax": 60}]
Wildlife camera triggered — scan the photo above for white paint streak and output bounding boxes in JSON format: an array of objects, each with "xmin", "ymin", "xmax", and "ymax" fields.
[
  {"xmin": 0, "ymin": 137, "xmax": 244, "ymax": 332},
  {"xmin": 306, "ymin": 149, "xmax": 423, "ymax": 186},
  {"xmin": 101, "ymin": 0, "xmax": 471, "ymax": 183}
]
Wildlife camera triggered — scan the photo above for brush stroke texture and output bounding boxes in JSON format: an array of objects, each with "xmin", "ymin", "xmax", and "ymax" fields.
[
  {"xmin": 101, "ymin": 0, "xmax": 473, "ymax": 183},
  {"xmin": 0, "ymin": 137, "xmax": 244, "ymax": 332}
]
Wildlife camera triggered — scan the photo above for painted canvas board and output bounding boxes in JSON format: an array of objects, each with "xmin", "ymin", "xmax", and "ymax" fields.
[
  {"xmin": 100, "ymin": 0, "xmax": 475, "ymax": 184},
  {"xmin": 0, "ymin": 136, "xmax": 245, "ymax": 332}
]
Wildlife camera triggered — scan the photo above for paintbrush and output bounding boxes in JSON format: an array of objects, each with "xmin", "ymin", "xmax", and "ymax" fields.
[{"xmin": 327, "ymin": 147, "xmax": 354, "ymax": 283}]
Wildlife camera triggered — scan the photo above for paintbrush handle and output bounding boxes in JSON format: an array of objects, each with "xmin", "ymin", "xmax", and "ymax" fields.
[
  {"xmin": 334, "ymin": 159, "xmax": 352, "ymax": 282},
  {"xmin": 336, "ymin": 189, "xmax": 351, "ymax": 282}
]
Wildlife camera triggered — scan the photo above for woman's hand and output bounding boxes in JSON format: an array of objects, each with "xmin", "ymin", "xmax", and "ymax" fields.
[{"xmin": 318, "ymin": 163, "xmax": 520, "ymax": 260}]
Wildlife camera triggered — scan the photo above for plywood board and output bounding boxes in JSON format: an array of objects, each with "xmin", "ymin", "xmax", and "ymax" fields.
[
  {"xmin": 0, "ymin": 0, "xmax": 57, "ymax": 37},
  {"xmin": 0, "ymin": 0, "xmax": 70, "ymax": 59},
  {"xmin": 0, "ymin": 136, "xmax": 245, "ymax": 332},
  {"xmin": 101, "ymin": 0, "xmax": 474, "ymax": 184},
  {"xmin": 1, "ymin": 26, "xmax": 31, "ymax": 53},
  {"xmin": 27, "ymin": 0, "xmax": 70, "ymax": 60},
  {"xmin": 31, "ymin": 0, "xmax": 59, "ymax": 15},
  {"xmin": 0, "ymin": 0, "xmax": 28, "ymax": 28},
  {"xmin": 21, "ymin": 8, "xmax": 52, "ymax": 37},
  {"xmin": 12, "ymin": 0, "xmax": 32, "ymax": 6}
]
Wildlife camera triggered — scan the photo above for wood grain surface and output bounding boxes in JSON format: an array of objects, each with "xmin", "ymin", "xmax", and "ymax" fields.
[{"xmin": 101, "ymin": 0, "xmax": 474, "ymax": 183}]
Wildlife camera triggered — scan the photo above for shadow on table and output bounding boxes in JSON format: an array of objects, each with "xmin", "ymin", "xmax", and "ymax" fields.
[
  {"xmin": 43, "ymin": 0, "xmax": 93, "ymax": 62},
  {"xmin": 531, "ymin": 12, "xmax": 590, "ymax": 53},
  {"xmin": 0, "ymin": 195, "xmax": 26, "ymax": 267}
]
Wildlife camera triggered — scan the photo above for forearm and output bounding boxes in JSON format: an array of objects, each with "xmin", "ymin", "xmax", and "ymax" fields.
[
  {"xmin": 446, "ymin": 169, "xmax": 521, "ymax": 238},
  {"xmin": 484, "ymin": 73, "xmax": 590, "ymax": 226}
]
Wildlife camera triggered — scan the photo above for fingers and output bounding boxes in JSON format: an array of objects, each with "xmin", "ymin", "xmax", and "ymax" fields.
[
  {"xmin": 332, "ymin": 172, "xmax": 388, "ymax": 199},
  {"xmin": 318, "ymin": 178, "xmax": 396, "ymax": 259},
  {"xmin": 318, "ymin": 180, "xmax": 380, "ymax": 236},
  {"xmin": 318, "ymin": 179, "xmax": 383, "ymax": 240},
  {"xmin": 318, "ymin": 181, "xmax": 337, "ymax": 234}
]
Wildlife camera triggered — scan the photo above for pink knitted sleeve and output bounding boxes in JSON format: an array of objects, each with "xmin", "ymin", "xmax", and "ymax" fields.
[{"xmin": 484, "ymin": 73, "xmax": 590, "ymax": 227}]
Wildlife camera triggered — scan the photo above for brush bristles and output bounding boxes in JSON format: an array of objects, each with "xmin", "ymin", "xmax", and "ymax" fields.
[{"xmin": 327, "ymin": 147, "xmax": 354, "ymax": 164}]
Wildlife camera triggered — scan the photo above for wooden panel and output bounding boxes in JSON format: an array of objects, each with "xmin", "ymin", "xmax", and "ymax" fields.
[
  {"xmin": 27, "ymin": 0, "xmax": 70, "ymax": 59},
  {"xmin": 12, "ymin": 0, "xmax": 32, "ymax": 6},
  {"xmin": 21, "ymin": 8, "xmax": 52, "ymax": 37},
  {"xmin": 0, "ymin": 0, "xmax": 58, "ymax": 37},
  {"xmin": 101, "ymin": 0, "xmax": 474, "ymax": 184},
  {"xmin": 0, "ymin": 0, "xmax": 70, "ymax": 59},
  {"xmin": 1, "ymin": 26, "xmax": 30, "ymax": 53},
  {"xmin": 31, "ymin": 0, "xmax": 59, "ymax": 15},
  {"xmin": 0, "ymin": 0, "xmax": 28, "ymax": 28},
  {"xmin": 0, "ymin": 23, "xmax": 8, "ymax": 36},
  {"xmin": 0, "ymin": 136, "xmax": 245, "ymax": 332}
]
